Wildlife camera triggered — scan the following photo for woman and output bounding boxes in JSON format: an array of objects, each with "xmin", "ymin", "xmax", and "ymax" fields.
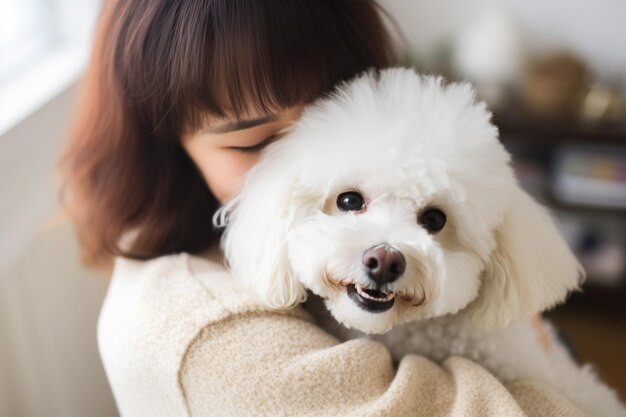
[{"xmin": 58, "ymin": 0, "xmax": 584, "ymax": 415}]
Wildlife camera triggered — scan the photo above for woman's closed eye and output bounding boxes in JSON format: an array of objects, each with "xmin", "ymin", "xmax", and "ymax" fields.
[
  {"xmin": 225, "ymin": 139, "xmax": 271, "ymax": 153},
  {"xmin": 224, "ymin": 129, "xmax": 289, "ymax": 153}
]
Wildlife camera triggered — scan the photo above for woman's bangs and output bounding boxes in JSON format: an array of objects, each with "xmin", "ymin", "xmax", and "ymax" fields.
[{"xmin": 180, "ymin": 0, "xmax": 393, "ymax": 131}]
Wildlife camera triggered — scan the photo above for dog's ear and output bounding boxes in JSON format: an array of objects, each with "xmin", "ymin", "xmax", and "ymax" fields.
[
  {"xmin": 469, "ymin": 187, "xmax": 584, "ymax": 328},
  {"xmin": 213, "ymin": 152, "xmax": 308, "ymax": 309}
]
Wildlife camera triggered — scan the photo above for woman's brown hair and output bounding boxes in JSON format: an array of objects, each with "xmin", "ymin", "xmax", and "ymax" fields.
[{"xmin": 58, "ymin": 0, "xmax": 398, "ymax": 271}]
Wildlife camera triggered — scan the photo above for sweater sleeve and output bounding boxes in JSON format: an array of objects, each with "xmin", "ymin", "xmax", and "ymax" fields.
[{"xmin": 179, "ymin": 310, "xmax": 585, "ymax": 417}]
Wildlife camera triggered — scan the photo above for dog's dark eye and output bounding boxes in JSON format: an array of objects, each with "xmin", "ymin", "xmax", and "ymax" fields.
[
  {"xmin": 337, "ymin": 191, "xmax": 365, "ymax": 212},
  {"xmin": 419, "ymin": 208, "xmax": 446, "ymax": 233}
]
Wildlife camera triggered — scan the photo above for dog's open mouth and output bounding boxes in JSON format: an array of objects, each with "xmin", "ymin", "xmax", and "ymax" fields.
[{"xmin": 347, "ymin": 284, "xmax": 395, "ymax": 313}]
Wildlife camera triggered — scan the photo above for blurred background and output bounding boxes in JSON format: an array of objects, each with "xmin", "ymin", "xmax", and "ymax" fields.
[{"xmin": 0, "ymin": 1, "xmax": 624, "ymax": 416}]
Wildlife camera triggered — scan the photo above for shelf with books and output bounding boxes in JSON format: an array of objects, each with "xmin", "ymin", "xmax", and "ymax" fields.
[{"xmin": 496, "ymin": 116, "xmax": 626, "ymax": 313}]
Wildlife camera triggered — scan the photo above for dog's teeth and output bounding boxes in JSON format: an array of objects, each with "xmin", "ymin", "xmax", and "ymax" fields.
[
  {"xmin": 355, "ymin": 284, "xmax": 395, "ymax": 302},
  {"xmin": 379, "ymin": 292, "xmax": 395, "ymax": 302},
  {"xmin": 355, "ymin": 284, "xmax": 368, "ymax": 298}
]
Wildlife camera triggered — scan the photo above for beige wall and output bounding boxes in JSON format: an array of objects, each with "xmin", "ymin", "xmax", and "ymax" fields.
[
  {"xmin": 382, "ymin": 0, "xmax": 626, "ymax": 85},
  {"xmin": 0, "ymin": 84, "xmax": 117, "ymax": 417}
]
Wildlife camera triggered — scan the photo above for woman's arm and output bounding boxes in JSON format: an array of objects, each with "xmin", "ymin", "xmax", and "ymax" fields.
[{"xmin": 180, "ymin": 311, "xmax": 585, "ymax": 417}]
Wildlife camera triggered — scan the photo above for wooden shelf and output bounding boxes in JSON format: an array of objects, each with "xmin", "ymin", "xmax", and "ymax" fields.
[
  {"xmin": 493, "ymin": 110, "xmax": 626, "ymax": 144},
  {"xmin": 566, "ymin": 281, "xmax": 626, "ymax": 314},
  {"xmin": 490, "ymin": 111, "xmax": 626, "ymax": 313},
  {"xmin": 545, "ymin": 195, "xmax": 626, "ymax": 217}
]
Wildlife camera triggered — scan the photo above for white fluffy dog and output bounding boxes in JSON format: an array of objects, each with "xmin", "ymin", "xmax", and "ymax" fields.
[{"xmin": 214, "ymin": 68, "xmax": 626, "ymax": 417}]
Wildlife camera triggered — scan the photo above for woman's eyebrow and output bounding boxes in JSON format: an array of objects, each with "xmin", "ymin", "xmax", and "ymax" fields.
[{"xmin": 205, "ymin": 114, "xmax": 279, "ymax": 134}]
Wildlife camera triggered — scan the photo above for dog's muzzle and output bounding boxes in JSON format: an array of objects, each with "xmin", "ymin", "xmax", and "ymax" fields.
[{"xmin": 346, "ymin": 243, "xmax": 405, "ymax": 313}]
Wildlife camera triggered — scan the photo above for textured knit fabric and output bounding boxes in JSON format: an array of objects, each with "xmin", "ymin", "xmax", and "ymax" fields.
[{"xmin": 98, "ymin": 249, "xmax": 585, "ymax": 417}]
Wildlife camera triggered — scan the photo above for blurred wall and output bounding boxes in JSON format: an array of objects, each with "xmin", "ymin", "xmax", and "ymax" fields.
[
  {"xmin": 382, "ymin": 0, "xmax": 626, "ymax": 85},
  {"xmin": 0, "ymin": 83, "xmax": 117, "ymax": 417}
]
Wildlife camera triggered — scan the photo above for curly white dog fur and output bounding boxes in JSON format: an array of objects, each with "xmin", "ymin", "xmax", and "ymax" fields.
[{"xmin": 214, "ymin": 68, "xmax": 626, "ymax": 417}]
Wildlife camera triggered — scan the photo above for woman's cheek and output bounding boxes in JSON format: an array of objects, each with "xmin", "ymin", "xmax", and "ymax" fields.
[{"xmin": 201, "ymin": 150, "xmax": 260, "ymax": 204}]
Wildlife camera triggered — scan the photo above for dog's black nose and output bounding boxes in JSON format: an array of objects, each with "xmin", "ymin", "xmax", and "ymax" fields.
[{"xmin": 362, "ymin": 243, "xmax": 405, "ymax": 285}]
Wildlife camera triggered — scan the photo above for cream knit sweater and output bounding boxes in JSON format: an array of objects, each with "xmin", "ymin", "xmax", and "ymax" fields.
[{"xmin": 98, "ymin": 249, "xmax": 585, "ymax": 417}]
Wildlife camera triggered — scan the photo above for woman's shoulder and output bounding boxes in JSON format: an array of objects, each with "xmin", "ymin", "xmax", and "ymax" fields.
[
  {"xmin": 100, "ymin": 247, "xmax": 302, "ymax": 320},
  {"xmin": 97, "ymin": 250, "xmax": 312, "ymax": 416},
  {"xmin": 97, "ymin": 248, "xmax": 299, "ymax": 359},
  {"xmin": 98, "ymin": 251, "xmax": 226, "ymax": 338}
]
